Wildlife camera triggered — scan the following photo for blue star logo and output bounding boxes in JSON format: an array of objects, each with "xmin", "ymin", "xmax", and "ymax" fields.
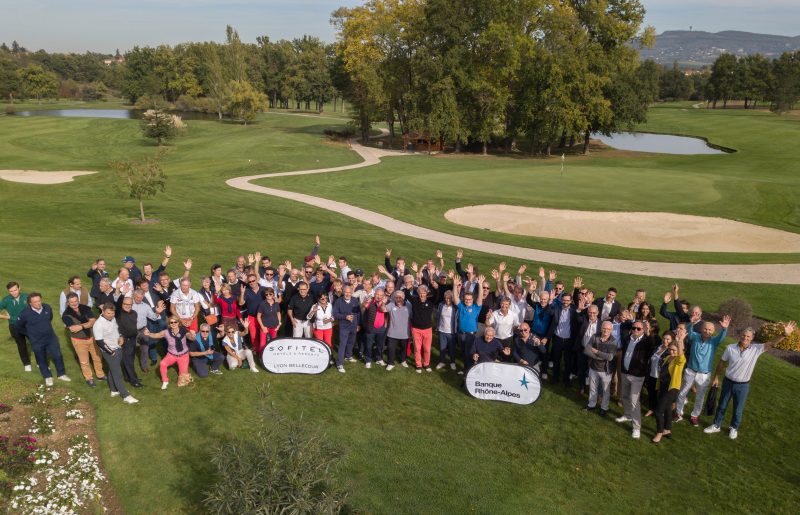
[{"xmin": 519, "ymin": 374, "xmax": 529, "ymax": 390}]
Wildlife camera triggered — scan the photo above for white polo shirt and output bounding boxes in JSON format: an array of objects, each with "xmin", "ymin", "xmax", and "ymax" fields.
[
  {"xmin": 721, "ymin": 343, "xmax": 765, "ymax": 383},
  {"xmin": 490, "ymin": 310, "xmax": 519, "ymax": 339}
]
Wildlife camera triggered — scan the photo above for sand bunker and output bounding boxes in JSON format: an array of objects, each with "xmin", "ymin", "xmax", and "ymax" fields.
[
  {"xmin": 445, "ymin": 205, "xmax": 800, "ymax": 253},
  {"xmin": 0, "ymin": 170, "xmax": 96, "ymax": 184}
]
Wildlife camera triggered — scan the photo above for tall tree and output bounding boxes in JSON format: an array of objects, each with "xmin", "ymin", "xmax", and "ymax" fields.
[
  {"xmin": 16, "ymin": 64, "xmax": 58, "ymax": 102},
  {"xmin": 708, "ymin": 53, "xmax": 739, "ymax": 108},
  {"xmin": 225, "ymin": 79, "xmax": 268, "ymax": 124},
  {"xmin": 770, "ymin": 51, "xmax": 800, "ymax": 115}
]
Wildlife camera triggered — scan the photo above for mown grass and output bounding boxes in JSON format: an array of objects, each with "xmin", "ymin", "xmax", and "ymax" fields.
[
  {"xmin": 263, "ymin": 103, "xmax": 800, "ymax": 265},
  {"xmin": 0, "ymin": 106, "xmax": 798, "ymax": 514}
]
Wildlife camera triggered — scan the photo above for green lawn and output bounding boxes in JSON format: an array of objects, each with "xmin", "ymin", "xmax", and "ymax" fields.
[
  {"xmin": 0, "ymin": 106, "xmax": 798, "ymax": 514},
  {"xmin": 262, "ymin": 103, "xmax": 800, "ymax": 265}
]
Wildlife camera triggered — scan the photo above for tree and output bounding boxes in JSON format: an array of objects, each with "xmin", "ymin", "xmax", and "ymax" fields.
[
  {"xmin": 708, "ymin": 53, "xmax": 738, "ymax": 108},
  {"xmin": 659, "ymin": 62, "xmax": 694, "ymax": 100},
  {"xmin": 140, "ymin": 108, "xmax": 181, "ymax": 145},
  {"xmin": 112, "ymin": 151, "xmax": 167, "ymax": 222},
  {"xmin": 16, "ymin": 64, "xmax": 58, "ymax": 102},
  {"xmin": 225, "ymin": 79, "xmax": 267, "ymax": 124},
  {"xmin": 0, "ymin": 50, "xmax": 19, "ymax": 101},
  {"xmin": 770, "ymin": 51, "xmax": 800, "ymax": 115}
]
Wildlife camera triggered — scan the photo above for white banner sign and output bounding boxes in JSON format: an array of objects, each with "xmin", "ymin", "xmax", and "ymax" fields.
[
  {"xmin": 261, "ymin": 337, "xmax": 331, "ymax": 374},
  {"xmin": 465, "ymin": 362, "xmax": 542, "ymax": 405}
]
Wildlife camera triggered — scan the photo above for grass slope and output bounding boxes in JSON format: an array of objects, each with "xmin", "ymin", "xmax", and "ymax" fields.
[
  {"xmin": 262, "ymin": 103, "xmax": 800, "ymax": 265},
  {"xmin": 0, "ymin": 106, "xmax": 798, "ymax": 513}
]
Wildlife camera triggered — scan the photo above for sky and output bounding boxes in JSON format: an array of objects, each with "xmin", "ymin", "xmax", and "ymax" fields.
[{"xmin": 0, "ymin": 0, "xmax": 798, "ymax": 54}]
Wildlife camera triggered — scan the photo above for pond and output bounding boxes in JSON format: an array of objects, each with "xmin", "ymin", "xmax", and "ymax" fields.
[
  {"xmin": 13, "ymin": 108, "xmax": 221, "ymax": 121},
  {"xmin": 592, "ymin": 132, "xmax": 730, "ymax": 155}
]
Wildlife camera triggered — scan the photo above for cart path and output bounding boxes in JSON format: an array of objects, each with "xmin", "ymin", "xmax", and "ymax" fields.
[{"xmin": 226, "ymin": 140, "xmax": 800, "ymax": 285}]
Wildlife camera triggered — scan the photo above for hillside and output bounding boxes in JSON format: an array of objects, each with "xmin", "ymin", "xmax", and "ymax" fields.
[{"xmin": 639, "ymin": 30, "xmax": 800, "ymax": 65}]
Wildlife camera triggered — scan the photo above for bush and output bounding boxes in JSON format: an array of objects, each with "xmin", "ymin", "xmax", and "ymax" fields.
[
  {"xmin": 175, "ymin": 95, "xmax": 217, "ymax": 114},
  {"xmin": 204, "ymin": 389, "xmax": 348, "ymax": 514},
  {"xmin": 717, "ymin": 298, "xmax": 753, "ymax": 331},
  {"xmin": 135, "ymin": 94, "xmax": 173, "ymax": 111},
  {"xmin": 757, "ymin": 322, "xmax": 800, "ymax": 352},
  {"xmin": 4, "ymin": 105, "xmax": 15, "ymax": 115}
]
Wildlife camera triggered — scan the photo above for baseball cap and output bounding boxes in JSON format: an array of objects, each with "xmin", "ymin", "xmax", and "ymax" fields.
[
  {"xmin": 122, "ymin": 256, "xmax": 135, "ymax": 264},
  {"xmin": 354, "ymin": 268, "xmax": 364, "ymax": 276}
]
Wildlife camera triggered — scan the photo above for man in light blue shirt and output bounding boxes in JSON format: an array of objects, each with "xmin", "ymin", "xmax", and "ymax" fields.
[{"xmin": 675, "ymin": 313, "xmax": 730, "ymax": 426}]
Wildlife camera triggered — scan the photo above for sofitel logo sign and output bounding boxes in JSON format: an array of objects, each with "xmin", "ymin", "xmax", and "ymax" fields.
[
  {"xmin": 465, "ymin": 362, "xmax": 542, "ymax": 405},
  {"xmin": 261, "ymin": 337, "xmax": 331, "ymax": 374}
]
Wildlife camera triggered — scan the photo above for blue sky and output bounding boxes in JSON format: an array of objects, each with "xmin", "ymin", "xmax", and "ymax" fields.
[{"xmin": 0, "ymin": 0, "xmax": 797, "ymax": 54}]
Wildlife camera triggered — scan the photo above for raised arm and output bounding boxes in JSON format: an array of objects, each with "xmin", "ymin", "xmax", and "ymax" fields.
[
  {"xmin": 474, "ymin": 275, "xmax": 485, "ymax": 307},
  {"xmin": 765, "ymin": 320, "xmax": 797, "ymax": 351}
]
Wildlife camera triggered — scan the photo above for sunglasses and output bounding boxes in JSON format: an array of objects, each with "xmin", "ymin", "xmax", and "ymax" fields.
[
  {"xmin": 248, "ymin": 280, "xmax": 257, "ymax": 284},
  {"xmin": 169, "ymin": 321, "xmax": 179, "ymax": 325},
  {"xmin": 227, "ymin": 331, "xmax": 235, "ymax": 334},
  {"xmin": 265, "ymin": 273, "xmax": 274, "ymax": 277},
  {"xmin": 632, "ymin": 327, "xmax": 643, "ymax": 331},
  {"xmin": 266, "ymin": 293, "xmax": 274, "ymax": 297},
  {"xmin": 200, "ymin": 330, "xmax": 209, "ymax": 334}
]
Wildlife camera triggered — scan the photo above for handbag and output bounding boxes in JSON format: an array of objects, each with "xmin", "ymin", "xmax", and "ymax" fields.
[
  {"xmin": 177, "ymin": 373, "xmax": 194, "ymax": 388},
  {"xmin": 704, "ymin": 384, "xmax": 718, "ymax": 416},
  {"xmin": 204, "ymin": 314, "xmax": 219, "ymax": 326}
]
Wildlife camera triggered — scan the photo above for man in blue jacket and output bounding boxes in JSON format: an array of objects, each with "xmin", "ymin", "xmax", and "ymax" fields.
[
  {"xmin": 333, "ymin": 285, "xmax": 361, "ymax": 373},
  {"xmin": 15, "ymin": 293, "xmax": 71, "ymax": 386}
]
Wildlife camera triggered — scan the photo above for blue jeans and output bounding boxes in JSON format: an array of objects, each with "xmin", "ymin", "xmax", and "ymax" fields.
[
  {"xmin": 713, "ymin": 377, "xmax": 750, "ymax": 429},
  {"xmin": 31, "ymin": 337, "xmax": 66, "ymax": 379},
  {"xmin": 438, "ymin": 332, "xmax": 456, "ymax": 364},
  {"xmin": 365, "ymin": 329, "xmax": 386, "ymax": 363}
]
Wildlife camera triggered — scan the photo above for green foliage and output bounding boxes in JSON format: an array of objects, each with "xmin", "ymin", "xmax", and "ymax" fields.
[
  {"xmin": 770, "ymin": 51, "xmax": 800, "ymax": 114},
  {"xmin": 0, "ymin": 435, "xmax": 38, "ymax": 488},
  {"xmin": 204, "ymin": 389, "xmax": 348, "ymax": 514},
  {"xmin": 225, "ymin": 79, "xmax": 267, "ymax": 124},
  {"xmin": 140, "ymin": 108, "xmax": 180, "ymax": 145},
  {"xmin": 757, "ymin": 322, "xmax": 800, "ymax": 351},
  {"xmin": 16, "ymin": 64, "xmax": 58, "ymax": 102},
  {"xmin": 111, "ymin": 150, "xmax": 168, "ymax": 221}
]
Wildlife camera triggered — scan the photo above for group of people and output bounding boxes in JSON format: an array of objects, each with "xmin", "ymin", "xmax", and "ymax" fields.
[{"xmin": 1, "ymin": 239, "xmax": 795, "ymax": 441}]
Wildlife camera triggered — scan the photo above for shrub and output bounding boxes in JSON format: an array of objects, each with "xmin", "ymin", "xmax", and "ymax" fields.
[
  {"xmin": 175, "ymin": 95, "xmax": 217, "ymax": 113},
  {"xmin": 717, "ymin": 298, "xmax": 753, "ymax": 331},
  {"xmin": 4, "ymin": 105, "xmax": 16, "ymax": 115},
  {"xmin": 756, "ymin": 322, "xmax": 800, "ymax": 352},
  {"xmin": 28, "ymin": 410, "xmax": 54, "ymax": 435},
  {"xmin": 0, "ymin": 435, "xmax": 38, "ymax": 481},
  {"xmin": 135, "ymin": 94, "xmax": 173, "ymax": 111},
  {"xmin": 204, "ymin": 389, "xmax": 349, "ymax": 514}
]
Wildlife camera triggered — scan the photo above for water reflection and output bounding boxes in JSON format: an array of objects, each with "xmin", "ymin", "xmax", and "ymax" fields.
[
  {"xmin": 592, "ymin": 132, "xmax": 729, "ymax": 155},
  {"xmin": 13, "ymin": 109, "xmax": 220, "ymax": 121}
]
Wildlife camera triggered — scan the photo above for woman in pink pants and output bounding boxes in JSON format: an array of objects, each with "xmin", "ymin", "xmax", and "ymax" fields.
[{"xmin": 146, "ymin": 317, "xmax": 195, "ymax": 390}]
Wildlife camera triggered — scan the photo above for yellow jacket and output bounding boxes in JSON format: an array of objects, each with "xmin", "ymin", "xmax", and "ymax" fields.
[{"xmin": 664, "ymin": 354, "xmax": 687, "ymax": 390}]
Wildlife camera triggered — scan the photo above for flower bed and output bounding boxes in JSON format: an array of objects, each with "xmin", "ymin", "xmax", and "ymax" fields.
[{"xmin": 0, "ymin": 379, "xmax": 123, "ymax": 514}]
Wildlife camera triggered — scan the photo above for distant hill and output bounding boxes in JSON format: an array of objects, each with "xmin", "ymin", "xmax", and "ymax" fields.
[{"xmin": 639, "ymin": 30, "xmax": 800, "ymax": 66}]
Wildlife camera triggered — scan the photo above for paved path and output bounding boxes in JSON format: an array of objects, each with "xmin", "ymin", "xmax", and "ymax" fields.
[{"xmin": 227, "ymin": 140, "xmax": 800, "ymax": 285}]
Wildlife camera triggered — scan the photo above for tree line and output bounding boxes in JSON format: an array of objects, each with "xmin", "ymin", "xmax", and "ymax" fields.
[{"xmin": 1, "ymin": 1, "xmax": 799, "ymax": 152}]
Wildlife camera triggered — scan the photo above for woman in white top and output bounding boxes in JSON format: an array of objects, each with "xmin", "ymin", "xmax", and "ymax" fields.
[
  {"xmin": 221, "ymin": 324, "xmax": 258, "ymax": 372},
  {"xmin": 644, "ymin": 331, "xmax": 673, "ymax": 417},
  {"xmin": 309, "ymin": 294, "xmax": 334, "ymax": 347}
]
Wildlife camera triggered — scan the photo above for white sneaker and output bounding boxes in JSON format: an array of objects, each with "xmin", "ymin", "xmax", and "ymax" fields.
[
  {"xmin": 365, "ymin": 362, "xmax": 372, "ymax": 369},
  {"xmin": 457, "ymin": 370, "xmax": 464, "ymax": 375},
  {"xmin": 386, "ymin": 364, "xmax": 395, "ymax": 371},
  {"xmin": 548, "ymin": 361, "xmax": 554, "ymax": 368},
  {"xmin": 729, "ymin": 428, "xmax": 738, "ymax": 440},
  {"xmin": 416, "ymin": 368, "xmax": 422, "ymax": 374},
  {"xmin": 435, "ymin": 363, "xmax": 446, "ymax": 370},
  {"xmin": 425, "ymin": 367, "xmax": 432, "ymax": 372},
  {"xmin": 632, "ymin": 429, "xmax": 640, "ymax": 439},
  {"xmin": 347, "ymin": 357, "xmax": 357, "ymax": 363},
  {"xmin": 250, "ymin": 367, "xmax": 259, "ymax": 373},
  {"xmin": 24, "ymin": 365, "xmax": 32, "ymax": 372},
  {"xmin": 44, "ymin": 377, "xmax": 54, "ymax": 387},
  {"xmin": 337, "ymin": 366, "xmax": 346, "ymax": 374},
  {"xmin": 123, "ymin": 396, "xmax": 139, "ymax": 404},
  {"xmin": 110, "ymin": 391, "xmax": 120, "ymax": 397},
  {"xmin": 161, "ymin": 381, "xmax": 169, "ymax": 390},
  {"xmin": 450, "ymin": 363, "xmax": 457, "ymax": 371},
  {"xmin": 376, "ymin": 360, "xmax": 386, "ymax": 367},
  {"xmin": 57, "ymin": 375, "xmax": 71, "ymax": 382},
  {"xmin": 704, "ymin": 424, "xmax": 721, "ymax": 434},
  {"xmin": 401, "ymin": 362, "xmax": 409, "ymax": 368},
  {"xmin": 615, "ymin": 416, "xmax": 632, "ymax": 424},
  {"xmin": 542, "ymin": 373, "xmax": 548, "ymax": 380}
]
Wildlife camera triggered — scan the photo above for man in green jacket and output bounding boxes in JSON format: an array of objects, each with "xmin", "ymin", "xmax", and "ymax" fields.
[{"xmin": 0, "ymin": 281, "xmax": 31, "ymax": 372}]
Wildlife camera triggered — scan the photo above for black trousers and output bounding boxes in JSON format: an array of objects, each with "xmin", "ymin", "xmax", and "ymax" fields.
[
  {"xmin": 645, "ymin": 376, "xmax": 659, "ymax": 412},
  {"xmin": 9, "ymin": 325, "xmax": 31, "ymax": 366},
  {"xmin": 120, "ymin": 335, "xmax": 140, "ymax": 383},
  {"xmin": 655, "ymin": 388, "xmax": 679, "ymax": 433},
  {"xmin": 386, "ymin": 337, "xmax": 408, "ymax": 365},
  {"xmin": 550, "ymin": 335, "xmax": 572, "ymax": 383}
]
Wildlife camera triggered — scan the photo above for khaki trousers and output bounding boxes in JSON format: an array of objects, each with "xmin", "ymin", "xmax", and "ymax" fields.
[{"xmin": 71, "ymin": 337, "xmax": 106, "ymax": 380}]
